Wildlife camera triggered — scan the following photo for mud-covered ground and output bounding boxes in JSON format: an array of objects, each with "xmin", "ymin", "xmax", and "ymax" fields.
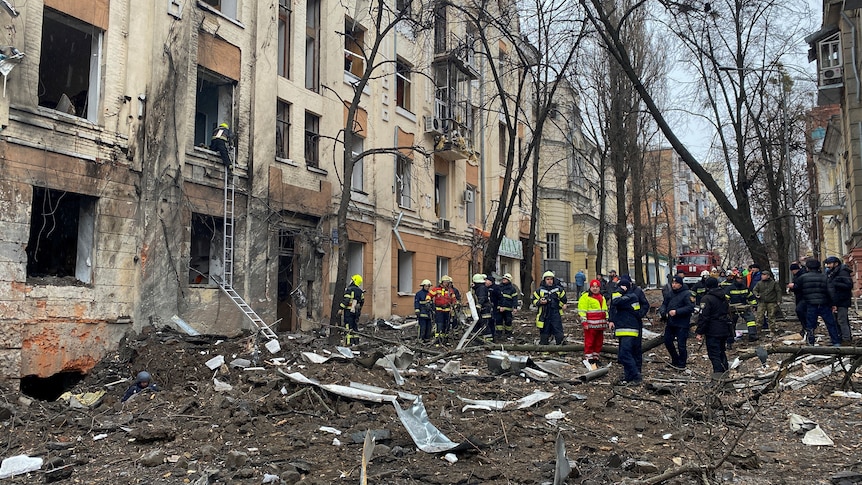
[{"xmin": 1, "ymin": 302, "xmax": 861, "ymax": 484}]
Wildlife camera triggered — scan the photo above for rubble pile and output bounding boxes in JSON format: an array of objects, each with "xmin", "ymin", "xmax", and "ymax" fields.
[{"xmin": 0, "ymin": 312, "xmax": 861, "ymax": 484}]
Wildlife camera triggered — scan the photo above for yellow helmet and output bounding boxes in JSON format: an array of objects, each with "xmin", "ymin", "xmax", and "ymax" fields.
[
  {"xmin": 351, "ymin": 274, "xmax": 363, "ymax": 286},
  {"xmin": 502, "ymin": 273, "xmax": 512, "ymax": 281},
  {"xmin": 420, "ymin": 279, "xmax": 432, "ymax": 286},
  {"xmin": 441, "ymin": 275, "xmax": 453, "ymax": 282},
  {"xmin": 219, "ymin": 122, "xmax": 229, "ymax": 129},
  {"xmin": 472, "ymin": 273, "xmax": 485, "ymax": 283},
  {"xmin": 542, "ymin": 271, "xmax": 555, "ymax": 279}
]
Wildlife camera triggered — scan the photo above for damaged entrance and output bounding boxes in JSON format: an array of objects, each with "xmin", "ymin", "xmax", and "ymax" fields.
[{"xmin": 277, "ymin": 230, "xmax": 297, "ymax": 331}]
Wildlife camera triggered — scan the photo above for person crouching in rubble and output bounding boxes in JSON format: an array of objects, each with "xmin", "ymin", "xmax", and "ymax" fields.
[
  {"xmin": 122, "ymin": 371, "xmax": 160, "ymax": 402},
  {"xmin": 339, "ymin": 274, "xmax": 365, "ymax": 345}
]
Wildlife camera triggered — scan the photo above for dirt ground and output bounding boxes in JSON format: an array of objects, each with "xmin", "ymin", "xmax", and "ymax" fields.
[{"xmin": 2, "ymin": 301, "xmax": 862, "ymax": 484}]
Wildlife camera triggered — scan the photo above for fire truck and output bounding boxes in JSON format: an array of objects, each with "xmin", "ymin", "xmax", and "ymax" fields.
[{"xmin": 675, "ymin": 250, "xmax": 722, "ymax": 285}]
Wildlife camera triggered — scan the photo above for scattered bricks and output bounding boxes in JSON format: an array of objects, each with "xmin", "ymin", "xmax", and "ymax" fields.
[
  {"xmin": 139, "ymin": 450, "xmax": 165, "ymax": 467},
  {"xmin": 225, "ymin": 450, "xmax": 248, "ymax": 470}
]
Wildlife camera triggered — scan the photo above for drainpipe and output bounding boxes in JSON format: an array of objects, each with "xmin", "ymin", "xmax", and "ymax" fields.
[{"xmin": 841, "ymin": 9, "xmax": 860, "ymax": 103}]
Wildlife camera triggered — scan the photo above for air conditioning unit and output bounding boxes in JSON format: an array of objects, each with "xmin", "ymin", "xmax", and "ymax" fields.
[
  {"xmin": 820, "ymin": 67, "xmax": 843, "ymax": 83},
  {"xmin": 436, "ymin": 218, "xmax": 450, "ymax": 231},
  {"xmin": 463, "ymin": 190, "xmax": 474, "ymax": 203},
  {"xmin": 424, "ymin": 115, "xmax": 443, "ymax": 135}
]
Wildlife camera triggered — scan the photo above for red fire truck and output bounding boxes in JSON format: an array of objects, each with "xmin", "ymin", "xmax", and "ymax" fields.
[{"xmin": 675, "ymin": 250, "xmax": 722, "ymax": 285}]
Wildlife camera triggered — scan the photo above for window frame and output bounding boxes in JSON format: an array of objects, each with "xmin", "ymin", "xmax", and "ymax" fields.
[
  {"xmin": 395, "ymin": 59, "xmax": 413, "ymax": 112},
  {"xmin": 397, "ymin": 250, "xmax": 414, "ymax": 293},
  {"xmin": 276, "ymin": 100, "xmax": 291, "ymax": 160},
  {"xmin": 819, "ymin": 33, "xmax": 841, "ymax": 69},
  {"xmin": 38, "ymin": 8, "xmax": 104, "ymax": 123},
  {"xmin": 194, "ymin": 67, "xmax": 235, "ymax": 149},
  {"xmin": 546, "ymin": 233, "xmax": 560, "ymax": 260},
  {"xmin": 344, "ymin": 18, "xmax": 366, "ymax": 78},
  {"xmin": 465, "ymin": 185, "xmax": 476, "ymax": 225},
  {"xmin": 278, "ymin": 0, "xmax": 292, "ymax": 79},
  {"xmin": 188, "ymin": 213, "xmax": 225, "ymax": 287},
  {"xmin": 396, "ymin": 155, "xmax": 412, "ymax": 209},
  {"xmin": 350, "ymin": 135, "xmax": 365, "ymax": 192},
  {"xmin": 305, "ymin": 0, "xmax": 321, "ymax": 91},
  {"xmin": 304, "ymin": 111, "xmax": 320, "ymax": 167}
]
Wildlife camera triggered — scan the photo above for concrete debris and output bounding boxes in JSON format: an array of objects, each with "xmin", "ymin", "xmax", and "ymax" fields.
[
  {"xmin": 545, "ymin": 409, "xmax": 566, "ymax": 420},
  {"xmin": 830, "ymin": 391, "xmax": 862, "ymax": 399},
  {"xmin": 0, "ymin": 454, "xmax": 43, "ymax": 479},
  {"xmin": 264, "ymin": 339, "xmax": 281, "ymax": 354},
  {"xmin": 229, "ymin": 358, "xmax": 251, "ymax": 368},
  {"xmin": 262, "ymin": 473, "xmax": 280, "ymax": 483},
  {"xmin": 532, "ymin": 359, "xmax": 575, "ymax": 378},
  {"xmin": 205, "ymin": 355, "xmax": 225, "ymax": 370},
  {"xmin": 319, "ymin": 426, "xmax": 341, "ymax": 435},
  {"xmin": 781, "ymin": 358, "xmax": 851, "ymax": 390},
  {"xmin": 443, "ymin": 453, "xmax": 458, "ymax": 464},
  {"xmin": 139, "ymin": 449, "xmax": 165, "ymax": 467},
  {"xmin": 521, "ymin": 367, "xmax": 549, "ymax": 381},
  {"xmin": 441, "ymin": 360, "xmax": 461, "ymax": 374},
  {"xmin": 170, "ymin": 315, "xmax": 201, "ymax": 336},
  {"xmin": 350, "ymin": 429, "xmax": 390, "ymax": 444},
  {"xmin": 213, "ymin": 378, "xmax": 233, "ymax": 392}
]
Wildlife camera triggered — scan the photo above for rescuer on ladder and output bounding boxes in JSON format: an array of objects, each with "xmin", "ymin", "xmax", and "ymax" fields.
[
  {"xmin": 339, "ymin": 274, "xmax": 365, "ymax": 345},
  {"xmin": 210, "ymin": 121, "xmax": 233, "ymax": 175}
]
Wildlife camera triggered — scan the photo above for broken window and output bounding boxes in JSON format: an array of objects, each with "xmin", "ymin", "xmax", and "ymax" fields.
[
  {"xmin": 26, "ymin": 187, "xmax": 96, "ymax": 284},
  {"xmin": 38, "ymin": 8, "xmax": 104, "ymax": 122},
  {"xmin": 344, "ymin": 19, "xmax": 365, "ymax": 77},
  {"xmin": 304, "ymin": 111, "xmax": 320, "ymax": 167},
  {"xmin": 278, "ymin": 0, "xmax": 292, "ymax": 78},
  {"xmin": 433, "ymin": 3, "xmax": 447, "ymax": 53},
  {"xmin": 465, "ymin": 185, "xmax": 476, "ymax": 225},
  {"xmin": 188, "ymin": 213, "xmax": 225, "ymax": 286},
  {"xmin": 434, "ymin": 173, "xmax": 447, "ymax": 219},
  {"xmin": 350, "ymin": 135, "xmax": 364, "ymax": 192},
  {"xmin": 395, "ymin": 59, "xmax": 412, "ymax": 111},
  {"xmin": 194, "ymin": 67, "xmax": 235, "ymax": 148},
  {"xmin": 305, "ymin": 0, "xmax": 321, "ymax": 91},
  {"xmin": 199, "ymin": 0, "xmax": 238, "ymax": 19},
  {"xmin": 347, "ymin": 242, "xmax": 364, "ymax": 280},
  {"xmin": 397, "ymin": 250, "xmax": 414, "ymax": 293},
  {"xmin": 436, "ymin": 256, "xmax": 449, "ymax": 283},
  {"xmin": 276, "ymin": 100, "xmax": 291, "ymax": 160},
  {"xmin": 396, "ymin": 155, "xmax": 412, "ymax": 208}
]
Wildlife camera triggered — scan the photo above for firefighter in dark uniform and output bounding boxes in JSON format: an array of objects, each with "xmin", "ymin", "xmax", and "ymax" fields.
[
  {"xmin": 210, "ymin": 122, "xmax": 233, "ymax": 174},
  {"xmin": 725, "ymin": 272, "xmax": 758, "ymax": 345},
  {"xmin": 532, "ymin": 271, "xmax": 567, "ymax": 345},
  {"xmin": 339, "ymin": 274, "xmax": 365, "ymax": 345},
  {"xmin": 496, "ymin": 273, "xmax": 519, "ymax": 339},
  {"xmin": 414, "ymin": 279, "xmax": 434, "ymax": 343}
]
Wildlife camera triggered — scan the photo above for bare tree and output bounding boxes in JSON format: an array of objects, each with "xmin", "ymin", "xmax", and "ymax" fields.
[{"xmin": 580, "ymin": 0, "xmax": 813, "ymax": 274}]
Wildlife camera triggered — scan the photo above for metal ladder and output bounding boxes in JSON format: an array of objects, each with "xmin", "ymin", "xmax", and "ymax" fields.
[{"xmin": 219, "ymin": 168, "xmax": 281, "ymax": 351}]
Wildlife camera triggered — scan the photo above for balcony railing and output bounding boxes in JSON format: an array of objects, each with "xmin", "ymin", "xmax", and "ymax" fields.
[{"xmin": 818, "ymin": 189, "xmax": 846, "ymax": 214}]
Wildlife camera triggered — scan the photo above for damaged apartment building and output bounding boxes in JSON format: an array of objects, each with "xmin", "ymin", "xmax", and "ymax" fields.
[{"xmin": 0, "ymin": 0, "xmax": 539, "ymax": 389}]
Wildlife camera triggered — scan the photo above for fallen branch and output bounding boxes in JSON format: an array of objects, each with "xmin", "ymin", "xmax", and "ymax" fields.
[
  {"xmin": 321, "ymin": 324, "xmax": 443, "ymax": 356},
  {"xmin": 633, "ymin": 464, "xmax": 709, "ymax": 485}
]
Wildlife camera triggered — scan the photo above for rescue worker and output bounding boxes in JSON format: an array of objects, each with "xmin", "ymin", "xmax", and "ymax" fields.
[
  {"xmin": 430, "ymin": 275, "xmax": 458, "ymax": 344},
  {"xmin": 725, "ymin": 272, "xmax": 758, "ymax": 345},
  {"xmin": 824, "ymin": 256, "xmax": 854, "ymax": 344},
  {"xmin": 210, "ymin": 122, "xmax": 233, "ymax": 174},
  {"xmin": 446, "ymin": 276, "xmax": 465, "ymax": 329},
  {"xmin": 610, "ymin": 275, "xmax": 650, "ymax": 385},
  {"xmin": 339, "ymin": 274, "xmax": 365, "ymax": 345},
  {"xmin": 689, "ymin": 270, "xmax": 710, "ymax": 306},
  {"xmin": 472, "ymin": 273, "xmax": 494, "ymax": 342},
  {"xmin": 414, "ymin": 279, "xmax": 434, "ymax": 343},
  {"xmin": 578, "ymin": 279, "xmax": 611, "ymax": 369},
  {"xmin": 695, "ymin": 277, "xmax": 732, "ymax": 379},
  {"xmin": 746, "ymin": 263, "xmax": 762, "ymax": 292},
  {"xmin": 485, "ymin": 274, "xmax": 502, "ymax": 340},
  {"xmin": 660, "ymin": 275, "xmax": 695, "ymax": 370},
  {"xmin": 496, "ymin": 273, "xmax": 519, "ymax": 339},
  {"xmin": 787, "ymin": 262, "xmax": 807, "ymax": 339},
  {"xmin": 122, "ymin": 371, "xmax": 160, "ymax": 402},
  {"xmin": 753, "ymin": 270, "xmax": 780, "ymax": 333},
  {"xmin": 797, "ymin": 259, "xmax": 840, "ymax": 346},
  {"xmin": 532, "ymin": 270, "xmax": 567, "ymax": 345}
]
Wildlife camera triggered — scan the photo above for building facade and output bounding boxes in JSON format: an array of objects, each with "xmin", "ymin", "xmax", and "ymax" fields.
[{"xmin": 0, "ymin": 0, "xmax": 538, "ymax": 381}]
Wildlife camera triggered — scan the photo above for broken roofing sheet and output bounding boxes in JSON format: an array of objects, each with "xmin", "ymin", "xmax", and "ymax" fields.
[
  {"xmin": 282, "ymin": 371, "xmax": 473, "ymax": 453},
  {"xmin": 458, "ymin": 390, "xmax": 555, "ymax": 412}
]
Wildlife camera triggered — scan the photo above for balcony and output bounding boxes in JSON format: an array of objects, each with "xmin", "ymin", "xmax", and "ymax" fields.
[
  {"xmin": 433, "ymin": 33, "xmax": 479, "ymax": 80},
  {"xmin": 433, "ymin": 130, "xmax": 474, "ymax": 161},
  {"xmin": 818, "ymin": 189, "xmax": 846, "ymax": 215}
]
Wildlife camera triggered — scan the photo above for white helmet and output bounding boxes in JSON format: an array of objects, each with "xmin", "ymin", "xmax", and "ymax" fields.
[
  {"xmin": 420, "ymin": 279, "xmax": 432, "ymax": 286},
  {"xmin": 700, "ymin": 270, "xmax": 710, "ymax": 277}
]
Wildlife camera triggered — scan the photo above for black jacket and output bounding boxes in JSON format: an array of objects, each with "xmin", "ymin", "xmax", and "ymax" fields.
[
  {"xmin": 696, "ymin": 288, "xmax": 732, "ymax": 338},
  {"xmin": 790, "ymin": 268, "xmax": 807, "ymax": 303},
  {"xmin": 827, "ymin": 264, "xmax": 853, "ymax": 308},
  {"xmin": 497, "ymin": 281, "xmax": 519, "ymax": 311},
  {"xmin": 660, "ymin": 287, "xmax": 695, "ymax": 328},
  {"xmin": 690, "ymin": 278, "xmax": 708, "ymax": 305},
  {"xmin": 797, "ymin": 269, "xmax": 832, "ymax": 307}
]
